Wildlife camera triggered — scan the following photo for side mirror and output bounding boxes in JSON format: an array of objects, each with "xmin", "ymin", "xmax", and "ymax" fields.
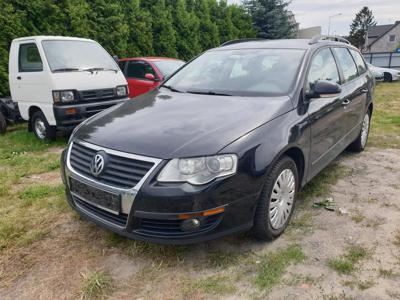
[
  {"xmin": 112, "ymin": 55, "xmax": 119, "ymax": 63},
  {"xmin": 145, "ymin": 73, "xmax": 156, "ymax": 81},
  {"xmin": 307, "ymin": 80, "xmax": 341, "ymax": 99}
]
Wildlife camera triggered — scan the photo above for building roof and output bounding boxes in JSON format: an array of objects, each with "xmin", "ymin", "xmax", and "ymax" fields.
[{"xmin": 367, "ymin": 21, "xmax": 400, "ymax": 47}]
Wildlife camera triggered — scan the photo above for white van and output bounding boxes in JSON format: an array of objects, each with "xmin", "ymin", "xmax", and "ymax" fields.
[{"xmin": 8, "ymin": 36, "xmax": 129, "ymax": 140}]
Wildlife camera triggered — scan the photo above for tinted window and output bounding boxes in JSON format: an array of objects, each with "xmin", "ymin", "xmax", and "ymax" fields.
[
  {"xmin": 349, "ymin": 49, "xmax": 367, "ymax": 74},
  {"xmin": 19, "ymin": 43, "xmax": 43, "ymax": 72},
  {"xmin": 126, "ymin": 61, "xmax": 156, "ymax": 79},
  {"xmin": 165, "ymin": 49, "xmax": 305, "ymax": 97},
  {"xmin": 307, "ymin": 48, "xmax": 340, "ymax": 91},
  {"xmin": 333, "ymin": 48, "xmax": 358, "ymax": 82}
]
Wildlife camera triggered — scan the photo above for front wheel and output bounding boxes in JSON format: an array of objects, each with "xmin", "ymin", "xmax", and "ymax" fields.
[
  {"xmin": 252, "ymin": 156, "xmax": 298, "ymax": 240},
  {"xmin": 384, "ymin": 73, "xmax": 392, "ymax": 82},
  {"xmin": 348, "ymin": 111, "xmax": 370, "ymax": 152},
  {"xmin": 31, "ymin": 111, "xmax": 56, "ymax": 141}
]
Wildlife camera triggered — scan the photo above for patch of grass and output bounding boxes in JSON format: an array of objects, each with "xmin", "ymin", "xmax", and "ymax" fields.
[
  {"xmin": 255, "ymin": 244, "xmax": 305, "ymax": 290},
  {"xmin": 299, "ymin": 163, "xmax": 350, "ymax": 203},
  {"xmin": 288, "ymin": 211, "xmax": 314, "ymax": 234},
  {"xmin": 328, "ymin": 245, "xmax": 369, "ymax": 275},
  {"xmin": 284, "ymin": 273, "xmax": 317, "ymax": 286},
  {"xmin": 81, "ymin": 270, "xmax": 113, "ymax": 300},
  {"xmin": 394, "ymin": 230, "xmax": 400, "ymax": 247},
  {"xmin": 206, "ymin": 250, "xmax": 241, "ymax": 268},
  {"xmin": 188, "ymin": 275, "xmax": 237, "ymax": 295},
  {"xmin": 369, "ymin": 81, "xmax": 400, "ymax": 148},
  {"xmin": 350, "ymin": 210, "xmax": 365, "ymax": 223},
  {"xmin": 378, "ymin": 268, "xmax": 393, "ymax": 278},
  {"xmin": 344, "ymin": 279, "xmax": 375, "ymax": 290}
]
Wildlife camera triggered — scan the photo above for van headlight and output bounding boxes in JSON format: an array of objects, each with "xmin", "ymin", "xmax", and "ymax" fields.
[
  {"xmin": 53, "ymin": 90, "xmax": 75, "ymax": 103},
  {"xmin": 116, "ymin": 85, "xmax": 128, "ymax": 96},
  {"xmin": 157, "ymin": 154, "xmax": 238, "ymax": 185}
]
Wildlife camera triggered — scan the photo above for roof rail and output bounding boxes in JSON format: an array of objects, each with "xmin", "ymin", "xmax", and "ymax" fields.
[
  {"xmin": 220, "ymin": 38, "xmax": 267, "ymax": 47},
  {"xmin": 309, "ymin": 35, "xmax": 351, "ymax": 45}
]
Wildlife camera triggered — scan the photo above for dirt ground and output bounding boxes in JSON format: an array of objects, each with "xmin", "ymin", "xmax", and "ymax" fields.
[{"xmin": 0, "ymin": 147, "xmax": 399, "ymax": 300}]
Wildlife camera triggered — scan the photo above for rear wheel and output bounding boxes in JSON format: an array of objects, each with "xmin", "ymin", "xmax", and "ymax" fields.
[
  {"xmin": 348, "ymin": 111, "xmax": 370, "ymax": 152},
  {"xmin": 31, "ymin": 111, "xmax": 56, "ymax": 140},
  {"xmin": 0, "ymin": 110, "xmax": 6, "ymax": 134},
  {"xmin": 384, "ymin": 72, "xmax": 392, "ymax": 82},
  {"xmin": 252, "ymin": 156, "xmax": 298, "ymax": 240}
]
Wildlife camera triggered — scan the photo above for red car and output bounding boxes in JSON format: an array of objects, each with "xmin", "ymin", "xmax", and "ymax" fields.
[{"xmin": 118, "ymin": 57, "xmax": 185, "ymax": 98}]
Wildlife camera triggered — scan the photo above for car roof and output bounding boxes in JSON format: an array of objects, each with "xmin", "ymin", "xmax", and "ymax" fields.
[
  {"xmin": 120, "ymin": 57, "xmax": 184, "ymax": 62},
  {"xmin": 213, "ymin": 38, "xmax": 357, "ymax": 51},
  {"xmin": 12, "ymin": 35, "xmax": 95, "ymax": 43}
]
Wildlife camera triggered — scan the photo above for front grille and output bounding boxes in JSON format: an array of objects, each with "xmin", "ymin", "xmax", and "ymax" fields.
[
  {"xmin": 69, "ymin": 142, "xmax": 155, "ymax": 189},
  {"xmin": 136, "ymin": 214, "xmax": 223, "ymax": 237},
  {"xmin": 81, "ymin": 88, "xmax": 116, "ymax": 101},
  {"xmin": 74, "ymin": 195, "xmax": 128, "ymax": 227}
]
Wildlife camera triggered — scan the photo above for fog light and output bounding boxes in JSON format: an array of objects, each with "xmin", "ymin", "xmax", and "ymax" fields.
[{"xmin": 181, "ymin": 218, "xmax": 201, "ymax": 231}]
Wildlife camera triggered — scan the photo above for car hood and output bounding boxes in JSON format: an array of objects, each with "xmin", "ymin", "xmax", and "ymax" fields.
[{"xmin": 74, "ymin": 89, "xmax": 293, "ymax": 159}]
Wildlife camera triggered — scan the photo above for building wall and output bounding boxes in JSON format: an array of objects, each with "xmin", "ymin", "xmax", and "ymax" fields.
[
  {"xmin": 297, "ymin": 26, "xmax": 321, "ymax": 39},
  {"xmin": 369, "ymin": 24, "xmax": 400, "ymax": 53}
]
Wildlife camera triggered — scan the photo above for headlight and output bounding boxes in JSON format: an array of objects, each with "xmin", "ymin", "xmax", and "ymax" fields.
[
  {"xmin": 116, "ymin": 85, "xmax": 127, "ymax": 96},
  {"xmin": 157, "ymin": 154, "xmax": 238, "ymax": 185},
  {"xmin": 53, "ymin": 90, "xmax": 75, "ymax": 103}
]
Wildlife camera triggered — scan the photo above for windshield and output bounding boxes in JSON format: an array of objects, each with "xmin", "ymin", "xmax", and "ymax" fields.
[
  {"xmin": 153, "ymin": 60, "xmax": 185, "ymax": 76},
  {"xmin": 164, "ymin": 49, "xmax": 305, "ymax": 96},
  {"xmin": 42, "ymin": 40, "xmax": 117, "ymax": 72}
]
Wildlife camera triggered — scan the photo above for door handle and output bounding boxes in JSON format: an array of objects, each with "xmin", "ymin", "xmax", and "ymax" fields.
[
  {"xmin": 17, "ymin": 76, "xmax": 21, "ymax": 80},
  {"xmin": 342, "ymin": 99, "xmax": 350, "ymax": 106}
]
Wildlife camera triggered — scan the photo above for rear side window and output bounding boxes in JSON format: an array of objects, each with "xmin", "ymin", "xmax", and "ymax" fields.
[
  {"xmin": 126, "ymin": 61, "xmax": 156, "ymax": 79},
  {"xmin": 333, "ymin": 48, "xmax": 358, "ymax": 82},
  {"xmin": 19, "ymin": 43, "xmax": 43, "ymax": 72},
  {"xmin": 349, "ymin": 49, "xmax": 367, "ymax": 74},
  {"xmin": 307, "ymin": 48, "xmax": 340, "ymax": 91}
]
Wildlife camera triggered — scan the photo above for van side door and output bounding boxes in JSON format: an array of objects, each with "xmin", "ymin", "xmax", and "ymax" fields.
[
  {"xmin": 306, "ymin": 48, "xmax": 347, "ymax": 179},
  {"xmin": 332, "ymin": 47, "xmax": 368, "ymax": 146}
]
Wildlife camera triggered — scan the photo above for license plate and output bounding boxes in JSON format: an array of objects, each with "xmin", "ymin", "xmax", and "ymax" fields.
[{"xmin": 70, "ymin": 178, "xmax": 120, "ymax": 214}]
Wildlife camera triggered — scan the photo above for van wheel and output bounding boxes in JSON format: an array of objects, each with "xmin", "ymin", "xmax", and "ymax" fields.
[
  {"xmin": 348, "ymin": 111, "xmax": 370, "ymax": 152},
  {"xmin": 0, "ymin": 111, "xmax": 7, "ymax": 134},
  {"xmin": 384, "ymin": 73, "xmax": 392, "ymax": 82},
  {"xmin": 31, "ymin": 111, "xmax": 56, "ymax": 140},
  {"xmin": 252, "ymin": 155, "xmax": 298, "ymax": 240}
]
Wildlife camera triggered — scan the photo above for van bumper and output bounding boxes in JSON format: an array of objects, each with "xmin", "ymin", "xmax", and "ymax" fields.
[{"xmin": 53, "ymin": 98, "xmax": 129, "ymax": 130}]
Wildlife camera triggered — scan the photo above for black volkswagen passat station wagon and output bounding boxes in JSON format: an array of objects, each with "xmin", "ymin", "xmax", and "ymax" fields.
[{"xmin": 61, "ymin": 36, "xmax": 374, "ymax": 244}]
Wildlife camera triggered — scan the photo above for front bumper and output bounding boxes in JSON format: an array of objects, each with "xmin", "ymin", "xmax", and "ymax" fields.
[
  {"xmin": 60, "ymin": 144, "xmax": 260, "ymax": 244},
  {"xmin": 53, "ymin": 97, "xmax": 129, "ymax": 130}
]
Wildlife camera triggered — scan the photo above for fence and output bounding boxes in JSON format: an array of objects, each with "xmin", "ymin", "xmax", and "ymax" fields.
[{"xmin": 363, "ymin": 52, "xmax": 400, "ymax": 70}]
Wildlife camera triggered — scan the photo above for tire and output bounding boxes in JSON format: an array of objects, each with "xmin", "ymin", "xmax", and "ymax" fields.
[
  {"xmin": 384, "ymin": 73, "xmax": 392, "ymax": 82},
  {"xmin": 0, "ymin": 110, "xmax": 6, "ymax": 134},
  {"xmin": 251, "ymin": 155, "xmax": 299, "ymax": 240},
  {"xmin": 348, "ymin": 110, "xmax": 371, "ymax": 152},
  {"xmin": 31, "ymin": 111, "xmax": 56, "ymax": 140}
]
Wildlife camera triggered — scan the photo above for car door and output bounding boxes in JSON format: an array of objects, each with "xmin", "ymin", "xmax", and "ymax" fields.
[
  {"xmin": 125, "ymin": 60, "xmax": 159, "ymax": 98},
  {"xmin": 332, "ymin": 47, "xmax": 368, "ymax": 145},
  {"xmin": 306, "ymin": 47, "xmax": 350, "ymax": 179}
]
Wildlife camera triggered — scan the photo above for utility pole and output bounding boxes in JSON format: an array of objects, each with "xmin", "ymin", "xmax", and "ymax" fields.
[{"xmin": 328, "ymin": 13, "xmax": 342, "ymax": 35}]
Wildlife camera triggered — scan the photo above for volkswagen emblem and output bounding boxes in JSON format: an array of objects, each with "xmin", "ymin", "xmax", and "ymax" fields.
[{"xmin": 90, "ymin": 152, "xmax": 106, "ymax": 177}]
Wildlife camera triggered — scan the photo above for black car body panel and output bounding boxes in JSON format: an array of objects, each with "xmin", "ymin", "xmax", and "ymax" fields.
[{"xmin": 62, "ymin": 39, "xmax": 374, "ymax": 244}]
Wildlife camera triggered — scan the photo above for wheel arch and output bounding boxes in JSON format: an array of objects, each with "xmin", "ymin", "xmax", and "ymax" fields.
[{"xmin": 28, "ymin": 106, "xmax": 43, "ymax": 131}]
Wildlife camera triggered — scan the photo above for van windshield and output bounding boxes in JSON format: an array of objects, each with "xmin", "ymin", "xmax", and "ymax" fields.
[
  {"xmin": 163, "ymin": 48, "xmax": 305, "ymax": 97},
  {"xmin": 42, "ymin": 40, "xmax": 117, "ymax": 72}
]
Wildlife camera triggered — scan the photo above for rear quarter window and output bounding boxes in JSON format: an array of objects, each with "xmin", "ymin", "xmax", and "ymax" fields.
[
  {"xmin": 349, "ymin": 49, "xmax": 367, "ymax": 74},
  {"xmin": 333, "ymin": 48, "xmax": 358, "ymax": 82}
]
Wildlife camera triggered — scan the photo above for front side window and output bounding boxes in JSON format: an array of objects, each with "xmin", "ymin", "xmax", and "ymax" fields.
[
  {"xmin": 333, "ymin": 48, "xmax": 358, "ymax": 82},
  {"xmin": 307, "ymin": 48, "xmax": 340, "ymax": 91},
  {"xmin": 349, "ymin": 49, "xmax": 367, "ymax": 74},
  {"xmin": 19, "ymin": 43, "xmax": 43, "ymax": 72},
  {"xmin": 126, "ymin": 61, "xmax": 156, "ymax": 79},
  {"xmin": 42, "ymin": 40, "xmax": 117, "ymax": 72},
  {"xmin": 164, "ymin": 49, "xmax": 305, "ymax": 97}
]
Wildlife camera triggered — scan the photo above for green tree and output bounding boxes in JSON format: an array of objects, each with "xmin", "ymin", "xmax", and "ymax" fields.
[
  {"xmin": 244, "ymin": 0, "xmax": 297, "ymax": 39},
  {"xmin": 193, "ymin": 0, "xmax": 220, "ymax": 50},
  {"xmin": 348, "ymin": 6, "xmax": 376, "ymax": 49}
]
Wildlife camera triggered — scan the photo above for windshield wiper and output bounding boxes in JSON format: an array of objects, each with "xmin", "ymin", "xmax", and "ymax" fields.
[
  {"xmin": 82, "ymin": 67, "xmax": 118, "ymax": 73},
  {"xmin": 52, "ymin": 68, "xmax": 81, "ymax": 72},
  {"xmin": 161, "ymin": 85, "xmax": 183, "ymax": 93},
  {"xmin": 186, "ymin": 90, "xmax": 232, "ymax": 96}
]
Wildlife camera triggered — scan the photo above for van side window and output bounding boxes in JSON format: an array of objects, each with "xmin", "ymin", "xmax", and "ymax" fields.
[
  {"xmin": 19, "ymin": 43, "xmax": 43, "ymax": 72},
  {"xmin": 349, "ymin": 49, "xmax": 367, "ymax": 74},
  {"xmin": 333, "ymin": 48, "xmax": 358, "ymax": 82},
  {"xmin": 307, "ymin": 48, "xmax": 340, "ymax": 92},
  {"xmin": 126, "ymin": 61, "xmax": 156, "ymax": 80}
]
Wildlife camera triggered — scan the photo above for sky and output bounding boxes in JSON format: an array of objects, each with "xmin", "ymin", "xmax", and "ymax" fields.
[{"xmin": 227, "ymin": 0, "xmax": 400, "ymax": 36}]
